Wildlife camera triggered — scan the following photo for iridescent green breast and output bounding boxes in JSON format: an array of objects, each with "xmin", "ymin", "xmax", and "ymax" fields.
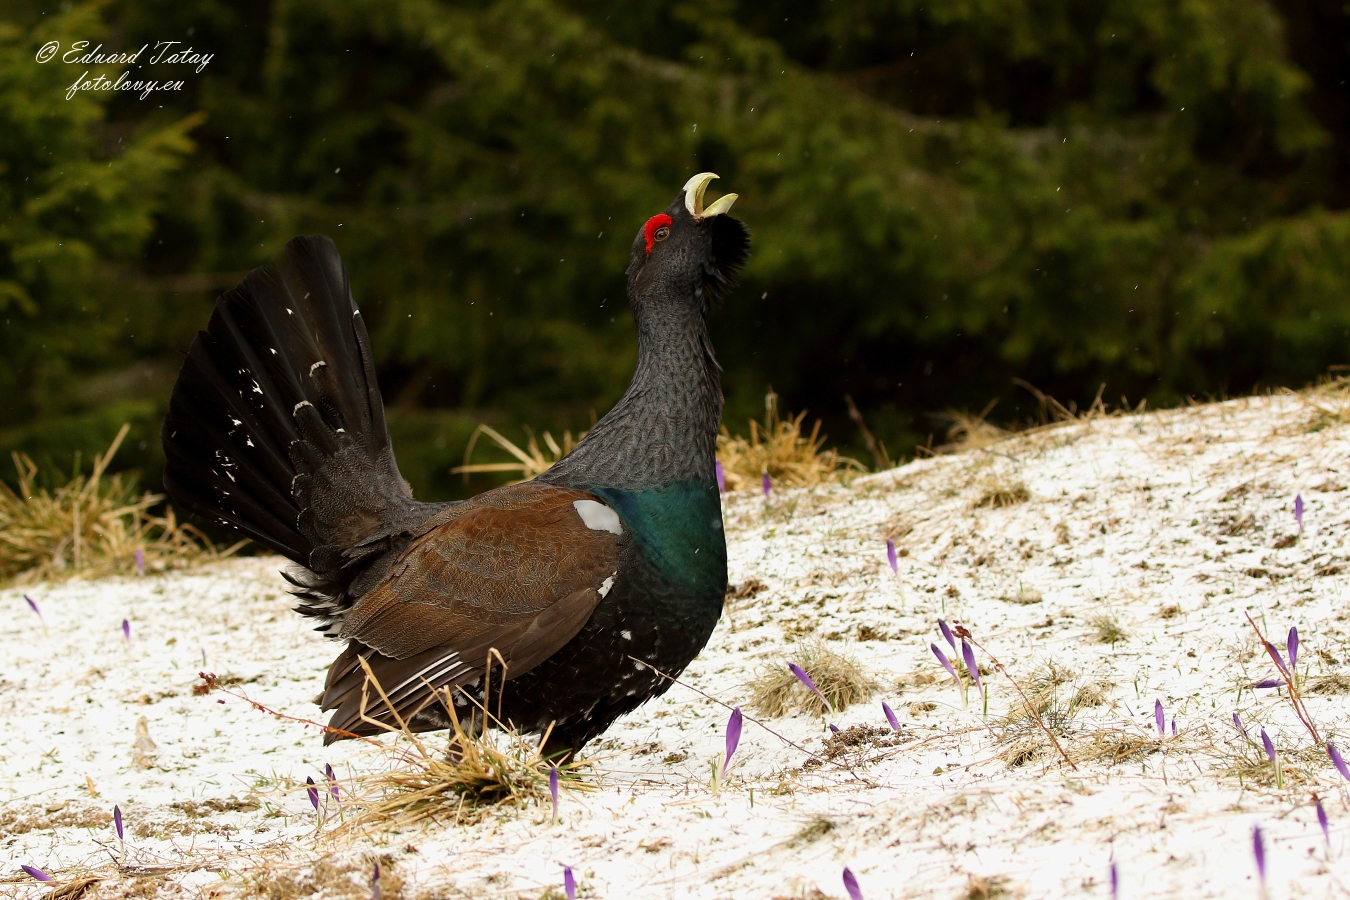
[{"xmin": 587, "ymin": 479, "xmax": 727, "ymax": 604}]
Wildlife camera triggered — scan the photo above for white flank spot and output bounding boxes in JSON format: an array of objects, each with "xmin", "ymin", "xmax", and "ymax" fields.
[
  {"xmin": 294, "ymin": 400, "xmax": 314, "ymax": 414},
  {"xmin": 309, "ymin": 360, "xmax": 327, "ymax": 375},
  {"xmin": 574, "ymin": 499, "xmax": 623, "ymax": 535},
  {"xmin": 600, "ymin": 575, "xmax": 617, "ymax": 598},
  {"xmin": 620, "ymin": 629, "xmax": 631, "ymax": 640}
]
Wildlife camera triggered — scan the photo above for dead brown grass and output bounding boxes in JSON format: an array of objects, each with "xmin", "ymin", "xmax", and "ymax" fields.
[
  {"xmin": 1086, "ymin": 614, "xmax": 1129, "ymax": 645},
  {"xmin": 971, "ymin": 475, "xmax": 1030, "ymax": 509},
  {"xmin": 245, "ymin": 855, "xmax": 401, "ymax": 900},
  {"xmin": 1285, "ymin": 378, "xmax": 1350, "ymax": 433},
  {"xmin": 0, "ymin": 425, "xmax": 228, "ymax": 583},
  {"xmin": 1073, "ymin": 730, "xmax": 1157, "ymax": 766},
  {"xmin": 964, "ymin": 873, "xmax": 1017, "ymax": 899},
  {"xmin": 0, "ymin": 800, "xmax": 110, "ymax": 835},
  {"xmin": 748, "ymin": 641, "xmax": 880, "ymax": 718},
  {"xmin": 938, "ymin": 400, "xmax": 1010, "ymax": 454},
  {"xmin": 1304, "ymin": 673, "xmax": 1350, "ymax": 695},
  {"xmin": 341, "ymin": 663, "xmax": 593, "ymax": 831},
  {"xmin": 718, "ymin": 390, "xmax": 866, "ymax": 490},
  {"xmin": 452, "ymin": 424, "xmax": 583, "ymax": 483}
]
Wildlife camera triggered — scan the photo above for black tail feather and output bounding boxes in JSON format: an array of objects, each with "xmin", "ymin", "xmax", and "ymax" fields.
[{"xmin": 162, "ymin": 235, "xmax": 418, "ymax": 580}]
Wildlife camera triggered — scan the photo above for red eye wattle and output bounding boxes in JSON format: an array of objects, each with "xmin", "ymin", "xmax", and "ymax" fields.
[{"xmin": 643, "ymin": 214, "xmax": 673, "ymax": 254}]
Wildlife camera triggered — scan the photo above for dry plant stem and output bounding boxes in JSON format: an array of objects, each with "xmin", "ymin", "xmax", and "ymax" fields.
[
  {"xmin": 952, "ymin": 625, "xmax": 1077, "ymax": 770},
  {"xmin": 196, "ymin": 672, "xmax": 381, "ymax": 747},
  {"xmin": 844, "ymin": 393, "xmax": 888, "ymax": 471},
  {"xmin": 629, "ymin": 656, "xmax": 867, "ymax": 780},
  {"xmin": 1244, "ymin": 612, "xmax": 1323, "ymax": 747}
]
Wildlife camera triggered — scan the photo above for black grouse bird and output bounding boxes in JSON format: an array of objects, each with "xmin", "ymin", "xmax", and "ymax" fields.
[{"xmin": 161, "ymin": 174, "xmax": 749, "ymax": 756}]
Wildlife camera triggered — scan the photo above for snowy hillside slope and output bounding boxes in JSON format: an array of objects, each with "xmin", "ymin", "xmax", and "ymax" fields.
[{"xmin": 3, "ymin": 389, "xmax": 1350, "ymax": 898}]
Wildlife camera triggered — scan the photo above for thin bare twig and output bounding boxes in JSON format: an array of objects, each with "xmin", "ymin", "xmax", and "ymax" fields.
[
  {"xmin": 1243, "ymin": 612, "xmax": 1322, "ymax": 747},
  {"xmin": 951, "ymin": 625, "xmax": 1077, "ymax": 770}
]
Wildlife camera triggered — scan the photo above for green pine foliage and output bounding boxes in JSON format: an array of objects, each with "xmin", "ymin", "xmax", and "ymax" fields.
[{"xmin": 2, "ymin": 0, "xmax": 1348, "ymax": 501}]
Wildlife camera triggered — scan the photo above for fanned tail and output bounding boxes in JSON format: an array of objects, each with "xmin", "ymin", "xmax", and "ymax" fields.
[{"xmin": 162, "ymin": 235, "xmax": 431, "ymax": 630}]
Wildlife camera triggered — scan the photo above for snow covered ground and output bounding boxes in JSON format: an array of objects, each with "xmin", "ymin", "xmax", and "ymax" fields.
[{"xmin": 3, "ymin": 389, "xmax": 1350, "ymax": 899}]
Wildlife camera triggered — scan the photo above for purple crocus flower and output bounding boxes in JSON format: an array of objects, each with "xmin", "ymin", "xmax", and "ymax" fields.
[
  {"xmin": 829, "ymin": 724, "xmax": 840, "ymax": 733},
  {"xmin": 882, "ymin": 702, "xmax": 900, "ymax": 731},
  {"xmin": 24, "ymin": 594, "xmax": 43, "ymax": 623},
  {"xmin": 372, "ymin": 861, "xmax": 381, "ymax": 900},
  {"xmin": 931, "ymin": 644, "xmax": 960, "ymax": 686},
  {"xmin": 1171, "ymin": 717, "xmax": 1177, "ymax": 736},
  {"xmin": 1253, "ymin": 823, "xmax": 1267, "ymax": 886},
  {"xmin": 550, "ymin": 764, "xmax": 559, "ymax": 821},
  {"xmin": 1253, "ymin": 679, "xmax": 1284, "ymax": 689},
  {"xmin": 842, "ymin": 867, "xmax": 863, "ymax": 900},
  {"xmin": 1260, "ymin": 729, "xmax": 1278, "ymax": 767},
  {"xmin": 325, "ymin": 763, "xmax": 339, "ymax": 799},
  {"xmin": 789, "ymin": 663, "xmax": 832, "ymax": 713},
  {"xmin": 1329, "ymin": 742, "xmax": 1350, "ymax": 781},
  {"xmin": 938, "ymin": 619, "xmax": 956, "ymax": 651},
  {"xmin": 725, "ymin": 707, "xmax": 743, "ymax": 769},
  {"xmin": 114, "ymin": 804, "xmax": 123, "ymax": 841},
  {"xmin": 20, "ymin": 865, "xmax": 52, "ymax": 882},
  {"xmin": 1295, "ymin": 494, "xmax": 1304, "ymax": 533},
  {"xmin": 715, "ymin": 459, "xmax": 725, "ymax": 493},
  {"xmin": 886, "ymin": 540, "xmax": 898, "ymax": 575},
  {"xmin": 122, "ymin": 619, "xmax": 131, "ymax": 643},
  {"xmin": 135, "ymin": 548, "xmax": 144, "ymax": 576},
  {"xmin": 1287, "ymin": 627, "xmax": 1299, "ymax": 670},
  {"xmin": 305, "ymin": 776, "xmax": 319, "ymax": 811},
  {"xmin": 761, "ymin": 471, "xmax": 771, "ymax": 497},
  {"xmin": 1317, "ymin": 799, "xmax": 1330, "ymax": 847},
  {"xmin": 564, "ymin": 865, "xmax": 576, "ymax": 900},
  {"xmin": 1154, "ymin": 700, "xmax": 1164, "ymax": 736},
  {"xmin": 1109, "ymin": 859, "xmax": 1118, "ymax": 899},
  {"xmin": 960, "ymin": 641, "xmax": 981, "ymax": 693},
  {"xmin": 1233, "ymin": 713, "xmax": 1248, "ymax": 740},
  {"xmin": 1266, "ymin": 642, "xmax": 1289, "ymax": 676}
]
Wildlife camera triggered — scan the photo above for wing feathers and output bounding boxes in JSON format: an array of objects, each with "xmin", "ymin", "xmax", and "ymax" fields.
[{"xmin": 317, "ymin": 481, "xmax": 624, "ymax": 741}]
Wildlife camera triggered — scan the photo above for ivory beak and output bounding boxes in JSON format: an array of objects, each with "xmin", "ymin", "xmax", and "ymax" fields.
[{"xmin": 683, "ymin": 172, "xmax": 739, "ymax": 220}]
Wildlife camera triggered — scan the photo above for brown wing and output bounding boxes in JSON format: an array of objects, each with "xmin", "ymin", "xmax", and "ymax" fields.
[{"xmin": 319, "ymin": 481, "xmax": 623, "ymax": 740}]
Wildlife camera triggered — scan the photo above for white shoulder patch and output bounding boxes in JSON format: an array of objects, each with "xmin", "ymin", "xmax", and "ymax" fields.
[{"xmin": 573, "ymin": 499, "xmax": 623, "ymax": 535}]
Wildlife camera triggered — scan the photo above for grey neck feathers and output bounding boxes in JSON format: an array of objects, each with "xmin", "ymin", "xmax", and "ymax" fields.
[{"xmin": 543, "ymin": 297, "xmax": 721, "ymax": 490}]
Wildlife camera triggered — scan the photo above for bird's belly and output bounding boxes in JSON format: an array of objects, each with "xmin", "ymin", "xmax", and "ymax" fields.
[{"xmin": 496, "ymin": 546, "xmax": 725, "ymax": 748}]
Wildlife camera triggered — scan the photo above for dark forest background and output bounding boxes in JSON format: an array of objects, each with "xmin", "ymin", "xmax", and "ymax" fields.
[{"xmin": 5, "ymin": 0, "xmax": 1350, "ymax": 503}]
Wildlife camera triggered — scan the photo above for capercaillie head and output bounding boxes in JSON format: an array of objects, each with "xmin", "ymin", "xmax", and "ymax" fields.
[{"xmin": 626, "ymin": 173, "xmax": 751, "ymax": 318}]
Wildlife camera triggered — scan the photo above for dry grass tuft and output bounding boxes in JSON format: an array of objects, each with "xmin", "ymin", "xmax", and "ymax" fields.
[
  {"xmin": 453, "ymin": 424, "xmax": 583, "ymax": 483},
  {"xmin": 939, "ymin": 400, "xmax": 1010, "ymax": 454},
  {"xmin": 246, "ymin": 855, "xmax": 401, "ymax": 900},
  {"xmin": 345, "ymin": 680, "xmax": 592, "ymax": 830},
  {"xmin": 1304, "ymin": 673, "xmax": 1350, "ymax": 695},
  {"xmin": 0, "ymin": 425, "xmax": 226, "ymax": 583},
  {"xmin": 748, "ymin": 641, "xmax": 880, "ymax": 718},
  {"xmin": 971, "ymin": 475, "xmax": 1030, "ymax": 509},
  {"xmin": 718, "ymin": 390, "xmax": 866, "ymax": 490},
  {"xmin": 1087, "ymin": 614, "xmax": 1129, "ymax": 645},
  {"xmin": 1073, "ymin": 729, "xmax": 1156, "ymax": 766},
  {"xmin": 0, "ymin": 801, "xmax": 111, "ymax": 835},
  {"xmin": 997, "ymin": 663, "xmax": 1079, "ymax": 767},
  {"xmin": 1287, "ymin": 379, "xmax": 1350, "ymax": 433},
  {"xmin": 964, "ymin": 874, "xmax": 1017, "ymax": 899}
]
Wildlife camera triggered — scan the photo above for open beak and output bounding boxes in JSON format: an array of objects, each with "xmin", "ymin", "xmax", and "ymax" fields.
[{"xmin": 683, "ymin": 173, "xmax": 738, "ymax": 220}]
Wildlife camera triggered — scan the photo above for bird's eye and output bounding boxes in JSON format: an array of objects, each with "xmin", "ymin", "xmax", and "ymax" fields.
[{"xmin": 642, "ymin": 213, "xmax": 674, "ymax": 254}]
